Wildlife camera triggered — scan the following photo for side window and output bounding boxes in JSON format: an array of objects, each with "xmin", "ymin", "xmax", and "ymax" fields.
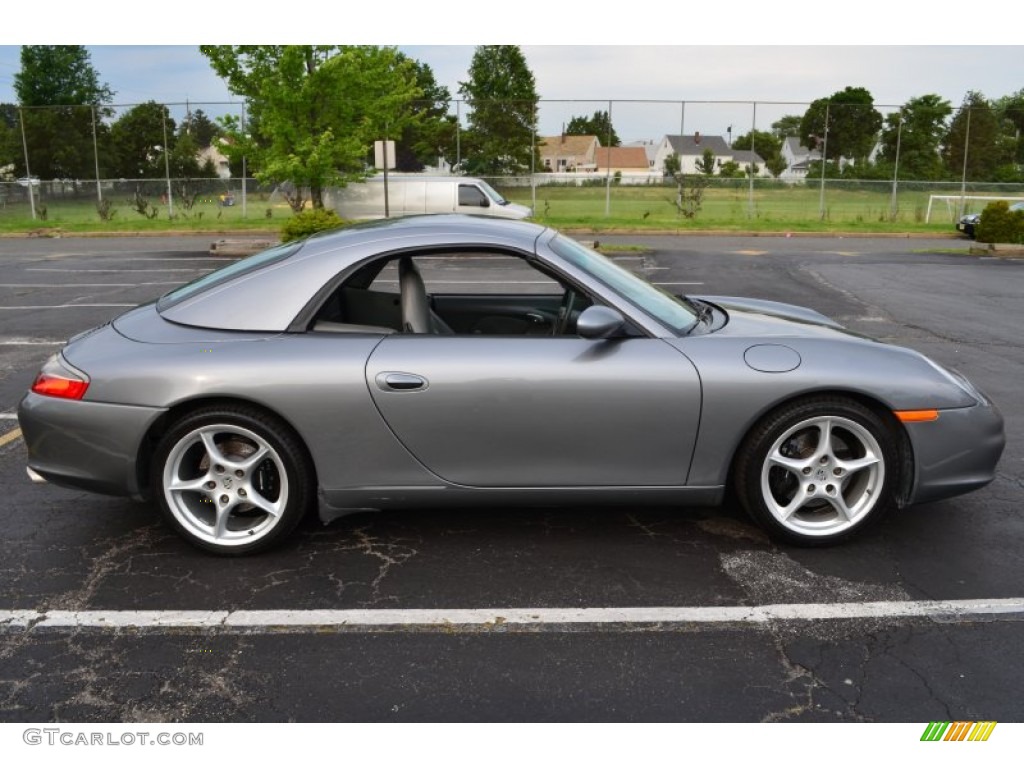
[
  {"xmin": 408, "ymin": 253, "xmax": 592, "ymax": 336},
  {"xmin": 311, "ymin": 251, "xmax": 602, "ymax": 337},
  {"xmin": 457, "ymin": 185, "xmax": 488, "ymax": 208}
]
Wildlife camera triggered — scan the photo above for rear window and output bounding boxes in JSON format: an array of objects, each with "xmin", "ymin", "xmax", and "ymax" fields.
[{"xmin": 157, "ymin": 241, "xmax": 302, "ymax": 311}]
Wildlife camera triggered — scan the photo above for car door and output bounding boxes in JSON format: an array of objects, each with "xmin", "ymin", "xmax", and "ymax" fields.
[{"xmin": 365, "ymin": 334, "xmax": 701, "ymax": 487}]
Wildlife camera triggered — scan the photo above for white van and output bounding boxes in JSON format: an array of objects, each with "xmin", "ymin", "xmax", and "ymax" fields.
[{"xmin": 326, "ymin": 176, "xmax": 531, "ymax": 220}]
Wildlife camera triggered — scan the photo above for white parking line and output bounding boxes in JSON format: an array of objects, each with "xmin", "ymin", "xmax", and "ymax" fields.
[
  {"xmin": 27, "ymin": 268, "xmax": 211, "ymax": 274},
  {"xmin": 0, "ymin": 339, "xmax": 65, "ymax": 345},
  {"xmin": 0, "ymin": 283, "xmax": 180, "ymax": 288},
  {"xmin": 2, "ymin": 598, "xmax": 1022, "ymax": 632},
  {"xmin": 0, "ymin": 304, "xmax": 136, "ymax": 310},
  {"xmin": 373, "ymin": 280, "xmax": 705, "ymax": 286},
  {"xmin": 128, "ymin": 256, "xmax": 237, "ymax": 261}
]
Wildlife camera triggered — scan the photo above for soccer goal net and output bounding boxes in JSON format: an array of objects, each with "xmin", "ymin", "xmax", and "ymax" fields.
[{"xmin": 926, "ymin": 195, "xmax": 1024, "ymax": 223}]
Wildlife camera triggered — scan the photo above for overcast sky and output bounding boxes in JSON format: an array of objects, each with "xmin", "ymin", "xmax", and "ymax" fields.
[{"xmin": 1, "ymin": 4, "xmax": 1020, "ymax": 143}]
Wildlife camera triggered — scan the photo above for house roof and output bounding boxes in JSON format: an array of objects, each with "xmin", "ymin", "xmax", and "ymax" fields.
[
  {"xmin": 625, "ymin": 140, "xmax": 659, "ymax": 164},
  {"xmin": 539, "ymin": 135, "xmax": 599, "ymax": 158},
  {"xmin": 664, "ymin": 134, "xmax": 732, "ymax": 156},
  {"xmin": 594, "ymin": 146, "xmax": 650, "ymax": 170},
  {"xmin": 730, "ymin": 149, "xmax": 766, "ymax": 165},
  {"xmin": 785, "ymin": 137, "xmax": 820, "ymax": 160}
]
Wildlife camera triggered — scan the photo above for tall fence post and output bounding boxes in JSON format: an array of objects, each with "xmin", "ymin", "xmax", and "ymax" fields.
[
  {"xmin": 531, "ymin": 111, "xmax": 537, "ymax": 214},
  {"xmin": 241, "ymin": 101, "xmax": 247, "ymax": 219},
  {"xmin": 748, "ymin": 101, "xmax": 756, "ymax": 218},
  {"xmin": 818, "ymin": 102, "xmax": 830, "ymax": 221},
  {"xmin": 605, "ymin": 100, "xmax": 613, "ymax": 217},
  {"xmin": 91, "ymin": 105, "xmax": 102, "ymax": 206},
  {"xmin": 162, "ymin": 110, "xmax": 174, "ymax": 218},
  {"xmin": 890, "ymin": 112, "xmax": 902, "ymax": 219},
  {"xmin": 958, "ymin": 107, "xmax": 972, "ymax": 218},
  {"xmin": 18, "ymin": 107, "xmax": 36, "ymax": 220},
  {"xmin": 455, "ymin": 100, "xmax": 461, "ymax": 172}
]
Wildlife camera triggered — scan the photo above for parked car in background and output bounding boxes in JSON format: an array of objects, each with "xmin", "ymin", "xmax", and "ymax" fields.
[
  {"xmin": 326, "ymin": 176, "xmax": 531, "ymax": 220},
  {"xmin": 958, "ymin": 201, "xmax": 1024, "ymax": 238}
]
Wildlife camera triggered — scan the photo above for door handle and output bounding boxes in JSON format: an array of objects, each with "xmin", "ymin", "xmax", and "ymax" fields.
[{"xmin": 376, "ymin": 372, "xmax": 428, "ymax": 391}]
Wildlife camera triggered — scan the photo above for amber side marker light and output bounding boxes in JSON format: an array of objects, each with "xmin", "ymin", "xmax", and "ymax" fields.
[
  {"xmin": 31, "ymin": 372, "xmax": 89, "ymax": 400},
  {"xmin": 894, "ymin": 409, "xmax": 940, "ymax": 423}
]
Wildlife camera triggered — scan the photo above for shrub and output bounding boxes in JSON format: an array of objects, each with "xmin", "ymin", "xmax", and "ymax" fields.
[
  {"xmin": 280, "ymin": 208, "xmax": 347, "ymax": 242},
  {"xmin": 975, "ymin": 201, "xmax": 1024, "ymax": 244}
]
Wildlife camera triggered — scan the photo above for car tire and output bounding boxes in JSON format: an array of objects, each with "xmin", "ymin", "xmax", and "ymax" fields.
[
  {"xmin": 733, "ymin": 396, "xmax": 898, "ymax": 546},
  {"xmin": 151, "ymin": 405, "xmax": 314, "ymax": 555}
]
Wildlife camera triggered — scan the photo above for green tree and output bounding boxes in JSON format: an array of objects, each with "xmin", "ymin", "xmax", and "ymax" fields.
[
  {"xmin": 201, "ymin": 45, "xmax": 420, "ymax": 211},
  {"xmin": 718, "ymin": 160, "xmax": 742, "ymax": 178},
  {"xmin": 565, "ymin": 110, "xmax": 620, "ymax": 146},
  {"xmin": 178, "ymin": 108, "xmax": 220, "ymax": 149},
  {"xmin": 168, "ymin": 131, "xmax": 214, "ymax": 179},
  {"xmin": 695, "ymin": 147, "xmax": 716, "ymax": 175},
  {"xmin": 14, "ymin": 45, "xmax": 113, "ymax": 179},
  {"xmin": 994, "ymin": 89, "xmax": 1024, "ymax": 164},
  {"xmin": 109, "ymin": 101, "xmax": 175, "ymax": 179},
  {"xmin": 878, "ymin": 94, "xmax": 951, "ymax": 180},
  {"xmin": 942, "ymin": 91, "xmax": 1013, "ymax": 180},
  {"xmin": 0, "ymin": 104, "xmax": 18, "ymax": 172},
  {"xmin": 732, "ymin": 129, "xmax": 783, "ymax": 177},
  {"xmin": 663, "ymin": 152, "xmax": 681, "ymax": 177},
  {"xmin": 393, "ymin": 58, "xmax": 457, "ymax": 172},
  {"xmin": 765, "ymin": 155, "xmax": 788, "ymax": 178},
  {"xmin": 771, "ymin": 115, "xmax": 802, "ymax": 139},
  {"xmin": 458, "ymin": 46, "xmax": 539, "ymax": 175},
  {"xmin": 800, "ymin": 87, "xmax": 883, "ymax": 167}
]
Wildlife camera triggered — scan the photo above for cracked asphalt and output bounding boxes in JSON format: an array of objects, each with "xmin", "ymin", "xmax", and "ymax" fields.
[{"xmin": 0, "ymin": 233, "xmax": 1021, "ymax": 722}]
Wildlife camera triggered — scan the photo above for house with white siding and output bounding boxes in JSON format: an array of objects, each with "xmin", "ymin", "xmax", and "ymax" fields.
[{"xmin": 653, "ymin": 133, "xmax": 767, "ymax": 176}]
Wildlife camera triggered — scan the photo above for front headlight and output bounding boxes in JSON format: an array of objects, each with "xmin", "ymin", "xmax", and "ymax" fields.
[{"xmin": 922, "ymin": 356, "xmax": 987, "ymax": 405}]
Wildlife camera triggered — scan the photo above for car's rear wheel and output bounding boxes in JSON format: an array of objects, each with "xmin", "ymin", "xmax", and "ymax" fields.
[
  {"xmin": 734, "ymin": 397, "xmax": 898, "ymax": 545},
  {"xmin": 152, "ymin": 405, "xmax": 313, "ymax": 555}
]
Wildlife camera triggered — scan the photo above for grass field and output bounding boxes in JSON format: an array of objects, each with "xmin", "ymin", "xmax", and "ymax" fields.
[
  {"xmin": 501, "ymin": 182, "xmax": 965, "ymax": 234},
  {"xmin": 0, "ymin": 179, "xmax": 987, "ymax": 236}
]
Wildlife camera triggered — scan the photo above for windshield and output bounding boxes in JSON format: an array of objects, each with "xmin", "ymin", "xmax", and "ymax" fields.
[
  {"xmin": 548, "ymin": 235, "xmax": 698, "ymax": 334},
  {"xmin": 157, "ymin": 241, "xmax": 302, "ymax": 311},
  {"xmin": 478, "ymin": 180, "xmax": 509, "ymax": 206}
]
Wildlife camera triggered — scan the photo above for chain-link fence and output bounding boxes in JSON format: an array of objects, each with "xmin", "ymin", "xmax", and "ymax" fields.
[{"xmin": 2, "ymin": 98, "xmax": 1022, "ymax": 227}]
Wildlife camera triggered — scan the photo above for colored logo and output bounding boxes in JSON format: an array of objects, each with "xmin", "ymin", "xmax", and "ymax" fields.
[{"xmin": 921, "ymin": 721, "xmax": 997, "ymax": 742}]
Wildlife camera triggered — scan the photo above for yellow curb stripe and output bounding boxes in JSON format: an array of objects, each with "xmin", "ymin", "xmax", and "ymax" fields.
[{"xmin": 0, "ymin": 427, "xmax": 23, "ymax": 448}]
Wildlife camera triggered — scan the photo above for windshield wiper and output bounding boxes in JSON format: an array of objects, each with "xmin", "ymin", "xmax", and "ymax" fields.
[{"xmin": 680, "ymin": 296, "xmax": 714, "ymax": 332}]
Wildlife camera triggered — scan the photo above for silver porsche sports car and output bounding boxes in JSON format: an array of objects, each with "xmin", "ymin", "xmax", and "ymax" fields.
[{"xmin": 18, "ymin": 216, "xmax": 1004, "ymax": 554}]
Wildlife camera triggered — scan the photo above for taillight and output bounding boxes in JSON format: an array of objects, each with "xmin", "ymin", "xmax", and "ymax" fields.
[{"xmin": 31, "ymin": 371, "xmax": 89, "ymax": 400}]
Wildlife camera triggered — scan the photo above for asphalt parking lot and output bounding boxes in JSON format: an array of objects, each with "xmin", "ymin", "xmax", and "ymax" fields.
[{"xmin": 0, "ymin": 232, "xmax": 1021, "ymax": 722}]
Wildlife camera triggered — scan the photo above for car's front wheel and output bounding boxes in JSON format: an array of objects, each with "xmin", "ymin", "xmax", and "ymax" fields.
[
  {"xmin": 734, "ymin": 397, "xmax": 898, "ymax": 545},
  {"xmin": 151, "ymin": 405, "xmax": 313, "ymax": 555}
]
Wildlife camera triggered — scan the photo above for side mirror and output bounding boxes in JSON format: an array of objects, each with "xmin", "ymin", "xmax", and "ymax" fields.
[{"xmin": 576, "ymin": 305, "xmax": 625, "ymax": 339}]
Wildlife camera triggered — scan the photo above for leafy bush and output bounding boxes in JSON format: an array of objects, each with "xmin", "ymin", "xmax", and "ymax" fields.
[
  {"xmin": 975, "ymin": 201, "xmax": 1024, "ymax": 244},
  {"xmin": 280, "ymin": 209, "xmax": 346, "ymax": 242}
]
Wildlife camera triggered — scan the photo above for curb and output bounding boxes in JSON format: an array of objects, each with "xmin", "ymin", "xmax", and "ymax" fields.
[{"xmin": 970, "ymin": 243, "xmax": 1024, "ymax": 259}]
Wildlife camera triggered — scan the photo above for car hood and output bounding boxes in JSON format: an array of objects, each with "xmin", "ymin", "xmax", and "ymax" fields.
[{"xmin": 694, "ymin": 295, "xmax": 872, "ymax": 341}]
